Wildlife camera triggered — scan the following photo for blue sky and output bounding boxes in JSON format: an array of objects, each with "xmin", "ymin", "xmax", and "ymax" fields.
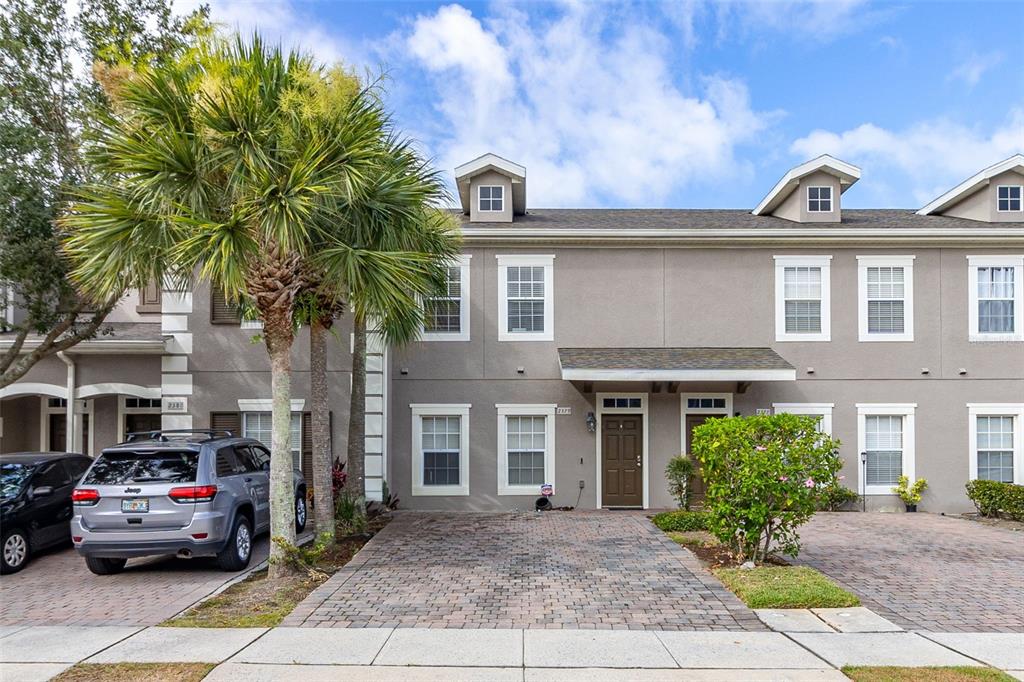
[{"xmin": 182, "ymin": 0, "xmax": 1023, "ymax": 209}]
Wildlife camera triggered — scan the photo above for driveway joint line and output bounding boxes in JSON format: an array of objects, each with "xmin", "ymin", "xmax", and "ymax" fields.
[
  {"xmin": 78, "ymin": 626, "xmax": 146, "ymax": 664},
  {"xmin": 914, "ymin": 630, "xmax": 1005, "ymax": 669},
  {"xmin": 779, "ymin": 630, "xmax": 839, "ymax": 670},
  {"xmin": 368, "ymin": 627, "xmax": 397, "ymax": 666}
]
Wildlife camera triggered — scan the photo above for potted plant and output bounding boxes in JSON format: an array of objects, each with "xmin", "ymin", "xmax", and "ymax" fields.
[{"xmin": 893, "ymin": 475, "xmax": 928, "ymax": 512}]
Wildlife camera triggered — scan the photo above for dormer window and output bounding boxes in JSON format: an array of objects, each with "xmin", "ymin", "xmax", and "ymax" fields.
[
  {"xmin": 479, "ymin": 185, "xmax": 504, "ymax": 212},
  {"xmin": 807, "ymin": 186, "xmax": 832, "ymax": 212},
  {"xmin": 997, "ymin": 186, "xmax": 1022, "ymax": 212}
]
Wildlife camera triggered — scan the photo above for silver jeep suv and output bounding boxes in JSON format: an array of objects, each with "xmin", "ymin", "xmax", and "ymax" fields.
[{"xmin": 71, "ymin": 430, "xmax": 306, "ymax": 575}]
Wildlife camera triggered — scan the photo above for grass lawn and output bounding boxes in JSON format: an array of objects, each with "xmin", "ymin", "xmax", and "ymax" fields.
[
  {"xmin": 842, "ymin": 667, "xmax": 1016, "ymax": 682},
  {"xmin": 713, "ymin": 565, "xmax": 860, "ymax": 609},
  {"xmin": 163, "ymin": 516, "xmax": 388, "ymax": 628},
  {"xmin": 53, "ymin": 663, "xmax": 214, "ymax": 682},
  {"xmin": 666, "ymin": 530, "xmax": 717, "ymax": 548}
]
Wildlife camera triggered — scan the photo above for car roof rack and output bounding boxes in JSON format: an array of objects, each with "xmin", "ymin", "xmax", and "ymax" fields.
[{"xmin": 124, "ymin": 429, "xmax": 234, "ymax": 443}]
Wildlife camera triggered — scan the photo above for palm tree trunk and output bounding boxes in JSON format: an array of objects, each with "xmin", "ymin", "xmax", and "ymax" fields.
[
  {"xmin": 346, "ymin": 316, "xmax": 367, "ymax": 498},
  {"xmin": 265, "ymin": 318, "xmax": 297, "ymax": 578},
  {"xmin": 309, "ymin": 316, "xmax": 334, "ymax": 541}
]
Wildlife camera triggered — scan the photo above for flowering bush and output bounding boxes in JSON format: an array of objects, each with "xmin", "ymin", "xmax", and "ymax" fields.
[
  {"xmin": 331, "ymin": 460, "xmax": 348, "ymax": 502},
  {"xmin": 691, "ymin": 414, "xmax": 843, "ymax": 563}
]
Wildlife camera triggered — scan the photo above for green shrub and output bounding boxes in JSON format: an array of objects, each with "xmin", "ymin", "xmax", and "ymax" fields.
[
  {"xmin": 817, "ymin": 481, "xmax": 860, "ymax": 511},
  {"xmin": 335, "ymin": 491, "xmax": 367, "ymax": 534},
  {"xmin": 893, "ymin": 475, "xmax": 928, "ymax": 506},
  {"xmin": 692, "ymin": 413, "xmax": 843, "ymax": 563},
  {"xmin": 652, "ymin": 510, "xmax": 709, "ymax": 532},
  {"xmin": 665, "ymin": 455, "xmax": 696, "ymax": 510},
  {"xmin": 966, "ymin": 480, "xmax": 1024, "ymax": 521}
]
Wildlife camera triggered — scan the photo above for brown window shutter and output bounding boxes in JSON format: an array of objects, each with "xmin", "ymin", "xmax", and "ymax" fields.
[
  {"xmin": 300, "ymin": 411, "xmax": 332, "ymax": 482},
  {"xmin": 136, "ymin": 280, "xmax": 162, "ymax": 314},
  {"xmin": 211, "ymin": 412, "xmax": 241, "ymax": 438},
  {"xmin": 210, "ymin": 288, "xmax": 242, "ymax": 324}
]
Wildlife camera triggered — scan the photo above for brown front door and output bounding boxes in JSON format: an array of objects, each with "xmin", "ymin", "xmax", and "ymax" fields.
[
  {"xmin": 685, "ymin": 415, "xmax": 715, "ymax": 503},
  {"xmin": 602, "ymin": 414, "xmax": 643, "ymax": 507}
]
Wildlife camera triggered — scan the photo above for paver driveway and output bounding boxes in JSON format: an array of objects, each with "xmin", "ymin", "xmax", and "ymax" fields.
[
  {"xmin": 0, "ymin": 538, "xmax": 269, "ymax": 626},
  {"xmin": 796, "ymin": 513, "xmax": 1024, "ymax": 632},
  {"xmin": 285, "ymin": 511, "xmax": 763, "ymax": 630}
]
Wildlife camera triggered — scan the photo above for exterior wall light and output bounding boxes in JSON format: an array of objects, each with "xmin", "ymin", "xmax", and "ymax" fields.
[{"xmin": 585, "ymin": 412, "xmax": 596, "ymax": 433}]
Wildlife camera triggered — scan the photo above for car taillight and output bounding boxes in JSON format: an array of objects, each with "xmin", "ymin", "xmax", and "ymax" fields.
[
  {"xmin": 168, "ymin": 485, "xmax": 218, "ymax": 503},
  {"xmin": 72, "ymin": 489, "xmax": 100, "ymax": 505}
]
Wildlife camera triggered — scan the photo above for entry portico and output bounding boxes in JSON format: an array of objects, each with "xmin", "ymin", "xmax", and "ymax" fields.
[{"xmin": 559, "ymin": 347, "xmax": 796, "ymax": 509}]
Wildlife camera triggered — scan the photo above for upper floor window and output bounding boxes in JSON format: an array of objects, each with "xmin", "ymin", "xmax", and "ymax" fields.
[
  {"xmin": 997, "ymin": 185, "xmax": 1022, "ymax": 212},
  {"xmin": 774, "ymin": 255, "xmax": 831, "ymax": 342},
  {"xmin": 857, "ymin": 256, "xmax": 914, "ymax": 342},
  {"xmin": 497, "ymin": 255, "xmax": 554, "ymax": 342},
  {"xmin": 807, "ymin": 186, "xmax": 832, "ymax": 212},
  {"xmin": 968, "ymin": 404, "xmax": 1023, "ymax": 485},
  {"xmin": 422, "ymin": 256, "xmax": 470, "ymax": 341},
  {"xmin": 479, "ymin": 185, "xmax": 504, "ymax": 212},
  {"xmin": 967, "ymin": 256, "xmax": 1023, "ymax": 341},
  {"xmin": 410, "ymin": 404, "xmax": 470, "ymax": 496}
]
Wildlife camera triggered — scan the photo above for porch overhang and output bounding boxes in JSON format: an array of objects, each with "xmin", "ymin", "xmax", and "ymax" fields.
[{"xmin": 558, "ymin": 347, "xmax": 797, "ymax": 383}]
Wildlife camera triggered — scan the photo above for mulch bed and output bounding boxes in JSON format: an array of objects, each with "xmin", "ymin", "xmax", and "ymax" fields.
[{"xmin": 165, "ymin": 515, "xmax": 390, "ymax": 628}]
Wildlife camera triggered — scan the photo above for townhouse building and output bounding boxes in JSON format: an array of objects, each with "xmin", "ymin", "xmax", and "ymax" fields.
[{"xmin": 2, "ymin": 153, "xmax": 1022, "ymax": 513}]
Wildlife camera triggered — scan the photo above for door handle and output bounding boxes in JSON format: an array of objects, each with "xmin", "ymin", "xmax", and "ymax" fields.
[
  {"xmin": 635, "ymin": 457, "xmax": 642, "ymax": 467},
  {"xmin": 244, "ymin": 477, "xmax": 253, "ymax": 482}
]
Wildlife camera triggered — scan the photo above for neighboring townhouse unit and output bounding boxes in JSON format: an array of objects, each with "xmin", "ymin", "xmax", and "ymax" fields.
[{"xmin": 2, "ymin": 153, "xmax": 1022, "ymax": 513}]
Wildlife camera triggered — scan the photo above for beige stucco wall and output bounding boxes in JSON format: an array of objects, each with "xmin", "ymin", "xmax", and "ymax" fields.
[
  {"xmin": 0, "ymin": 396, "xmax": 40, "ymax": 452},
  {"xmin": 943, "ymin": 169, "xmax": 1024, "ymax": 222},
  {"xmin": 389, "ymin": 244, "xmax": 1023, "ymax": 513}
]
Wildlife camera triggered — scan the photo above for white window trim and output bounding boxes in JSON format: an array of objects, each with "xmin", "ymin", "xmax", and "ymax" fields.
[
  {"xmin": 497, "ymin": 254, "xmax": 555, "ymax": 342},
  {"xmin": 857, "ymin": 403, "xmax": 916, "ymax": 496},
  {"xmin": 857, "ymin": 255, "xmax": 915, "ymax": 342},
  {"xmin": 422, "ymin": 255, "xmax": 471, "ymax": 342},
  {"xmin": 596, "ymin": 393, "xmax": 650, "ymax": 510},
  {"xmin": 242, "ymin": 411, "xmax": 302, "ymax": 469},
  {"xmin": 773, "ymin": 403, "xmax": 834, "ymax": 436},
  {"xmin": 807, "ymin": 186, "xmax": 833, "ymax": 213},
  {"xmin": 996, "ymin": 185, "xmax": 1023, "ymax": 213},
  {"xmin": 967, "ymin": 403, "xmax": 1024, "ymax": 484},
  {"xmin": 496, "ymin": 403, "xmax": 556, "ymax": 496},
  {"xmin": 967, "ymin": 255, "xmax": 1024, "ymax": 342},
  {"xmin": 774, "ymin": 255, "xmax": 832, "ymax": 342},
  {"xmin": 478, "ymin": 185, "xmax": 504, "ymax": 213},
  {"xmin": 118, "ymin": 396, "xmax": 162, "ymax": 442},
  {"xmin": 40, "ymin": 397, "xmax": 94, "ymax": 455},
  {"xmin": 410, "ymin": 404, "xmax": 470, "ymax": 497}
]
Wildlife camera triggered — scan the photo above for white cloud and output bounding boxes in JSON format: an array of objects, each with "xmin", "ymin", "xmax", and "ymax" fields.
[
  {"xmin": 398, "ymin": 3, "xmax": 777, "ymax": 207},
  {"xmin": 948, "ymin": 51, "xmax": 1004, "ymax": 88},
  {"xmin": 791, "ymin": 111, "xmax": 1024, "ymax": 206}
]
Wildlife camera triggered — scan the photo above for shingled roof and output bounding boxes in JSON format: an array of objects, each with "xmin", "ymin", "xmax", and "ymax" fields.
[{"xmin": 558, "ymin": 347, "xmax": 796, "ymax": 382}]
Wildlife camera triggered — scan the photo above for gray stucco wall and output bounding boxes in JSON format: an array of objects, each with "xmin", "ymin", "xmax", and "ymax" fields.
[
  {"xmin": 943, "ymin": 169, "xmax": 1024, "ymax": 223},
  {"xmin": 389, "ymin": 244, "xmax": 1023, "ymax": 513},
  {"xmin": 0, "ymin": 396, "xmax": 40, "ymax": 452}
]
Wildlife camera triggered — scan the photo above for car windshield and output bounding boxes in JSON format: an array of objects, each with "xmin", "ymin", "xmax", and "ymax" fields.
[
  {"xmin": 0, "ymin": 462, "xmax": 34, "ymax": 500},
  {"xmin": 82, "ymin": 451, "xmax": 199, "ymax": 485}
]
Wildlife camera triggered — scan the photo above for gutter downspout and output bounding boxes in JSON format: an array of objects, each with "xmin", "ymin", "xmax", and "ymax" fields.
[{"xmin": 58, "ymin": 351, "xmax": 76, "ymax": 452}]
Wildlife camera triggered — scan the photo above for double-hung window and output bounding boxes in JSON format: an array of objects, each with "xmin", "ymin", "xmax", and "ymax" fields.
[
  {"xmin": 807, "ymin": 186, "xmax": 832, "ymax": 212},
  {"xmin": 997, "ymin": 186, "xmax": 1022, "ymax": 212},
  {"xmin": 773, "ymin": 403, "xmax": 834, "ymax": 436},
  {"xmin": 968, "ymin": 404, "xmax": 1023, "ymax": 484},
  {"xmin": 410, "ymin": 404, "xmax": 470, "ymax": 496},
  {"xmin": 497, "ymin": 404, "xmax": 555, "ymax": 495},
  {"xmin": 422, "ymin": 255, "xmax": 471, "ymax": 341},
  {"xmin": 242, "ymin": 412, "xmax": 301, "ymax": 469},
  {"xmin": 479, "ymin": 185, "xmax": 503, "ymax": 212},
  {"xmin": 967, "ymin": 256, "xmax": 1023, "ymax": 341},
  {"xmin": 497, "ymin": 255, "xmax": 554, "ymax": 341},
  {"xmin": 857, "ymin": 256, "xmax": 914, "ymax": 341},
  {"xmin": 857, "ymin": 404, "xmax": 916, "ymax": 495},
  {"xmin": 774, "ymin": 256, "xmax": 831, "ymax": 341}
]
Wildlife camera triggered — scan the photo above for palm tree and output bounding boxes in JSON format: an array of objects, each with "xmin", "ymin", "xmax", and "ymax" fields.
[{"xmin": 62, "ymin": 35, "xmax": 441, "ymax": 575}]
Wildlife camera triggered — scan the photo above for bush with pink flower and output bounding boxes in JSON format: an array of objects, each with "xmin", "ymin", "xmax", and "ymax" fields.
[{"xmin": 691, "ymin": 413, "xmax": 843, "ymax": 563}]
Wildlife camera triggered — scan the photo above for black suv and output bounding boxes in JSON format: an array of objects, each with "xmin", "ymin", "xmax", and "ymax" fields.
[{"xmin": 1, "ymin": 452, "xmax": 93, "ymax": 573}]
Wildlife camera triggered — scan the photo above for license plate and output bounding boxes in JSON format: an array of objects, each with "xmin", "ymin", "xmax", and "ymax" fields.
[{"xmin": 122, "ymin": 498, "xmax": 149, "ymax": 513}]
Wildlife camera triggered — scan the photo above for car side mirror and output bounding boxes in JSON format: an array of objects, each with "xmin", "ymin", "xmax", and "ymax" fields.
[
  {"xmin": 262, "ymin": 461, "xmax": 270, "ymax": 472},
  {"xmin": 31, "ymin": 485, "xmax": 54, "ymax": 498}
]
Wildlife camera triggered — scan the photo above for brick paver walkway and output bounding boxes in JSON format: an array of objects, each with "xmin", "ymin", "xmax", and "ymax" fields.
[
  {"xmin": 0, "ymin": 538, "xmax": 269, "ymax": 626},
  {"xmin": 796, "ymin": 513, "xmax": 1024, "ymax": 632},
  {"xmin": 284, "ymin": 511, "xmax": 763, "ymax": 630}
]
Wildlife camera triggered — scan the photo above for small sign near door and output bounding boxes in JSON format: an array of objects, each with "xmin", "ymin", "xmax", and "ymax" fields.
[
  {"xmin": 556, "ymin": 406, "xmax": 571, "ymax": 415},
  {"xmin": 164, "ymin": 397, "xmax": 187, "ymax": 412}
]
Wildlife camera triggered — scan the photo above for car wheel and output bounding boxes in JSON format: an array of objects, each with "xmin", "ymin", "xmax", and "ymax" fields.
[
  {"xmin": 84, "ymin": 557, "xmax": 127, "ymax": 575},
  {"xmin": 217, "ymin": 515, "xmax": 252, "ymax": 572},
  {"xmin": 295, "ymin": 494, "xmax": 307, "ymax": 533},
  {"xmin": 1, "ymin": 528, "xmax": 30, "ymax": 574}
]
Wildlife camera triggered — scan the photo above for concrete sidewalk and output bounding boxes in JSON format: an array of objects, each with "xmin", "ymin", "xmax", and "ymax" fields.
[{"xmin": 1, "ymin": 624, "xmax": 1022, "ymax": 681}]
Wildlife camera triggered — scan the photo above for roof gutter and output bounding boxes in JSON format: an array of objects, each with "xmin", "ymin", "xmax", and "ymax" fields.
[{"xmin": 0, "ymin": 339, "xmax": 167, "ymax": 355}]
